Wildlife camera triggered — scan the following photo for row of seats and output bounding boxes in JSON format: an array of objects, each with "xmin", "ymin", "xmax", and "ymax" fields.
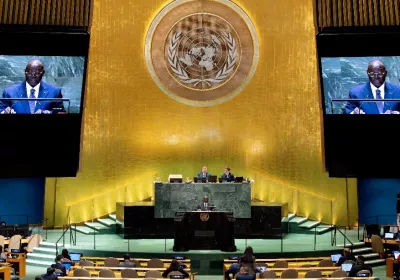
[
  {"xmin": 256, "ymin": 269, "xmax": 350, "ymax": 279},
  {"xmin": 224, "ymin": 258, "xmax": 335, "ymax": 270},
  {"xmin": 81, "ymin": 257, "xmax": 190, "ymax": 268},
  {"xmin": 72, "ymin": 268, "xmax": 171, "ymax": 278},
  {"xmin": 73, "ymin": 258, "xmax": 171, "ymax": 268},
  {"xmin": 0, "ymin": 234, "xmax": 40, "ymax": 252},
  {"xmin": 58, "ymin": 277, "xmax": 377, "ymax": 280}
]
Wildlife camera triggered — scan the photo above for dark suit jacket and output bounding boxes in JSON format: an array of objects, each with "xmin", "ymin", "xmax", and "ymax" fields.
[
  {"xmin": 0, "ymin": 81, "xmax": 65, "ymax": 114},
  {"xmin": 236, "ymin": 274, "xmax": 256, "ymax": 280},
  {"xmin": 221, "ymin": 173, "xmax": 235, "ymax": 182},
  {"xmin": 336, "ymin": 254, "xmax": 356, "ymax": 266},
  {"xmin": 197, "ymin": 172, "xmax": 211, "ymax": 178},
  {"xmin": 348, "ymin": 264, "xmax": 373, "ymax": 277},
  {"xmin": 197, "ymin": 203, "xmax": 214, "ymax": 211},
  {"xmin": 162, "ymin": 268, "xmax": 189, "ymax": 278},
  {"xmin": 42, "ymin": 273, "xmax": 59, "ymax": 280},
  {"xmin": 51, "ymin": 263, "xmax": 67, "ymax": 276},
  {"xmin": 344, "ymin": 82, "xmax": 400, "ymax": 114}
]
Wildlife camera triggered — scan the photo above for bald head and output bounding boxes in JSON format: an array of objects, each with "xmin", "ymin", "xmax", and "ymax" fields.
[
  {"xmin": 25, "ymin": 59, "xmax": 45, "ymax": 87},
  {"xmin": 367, "ymin": 59, "xmax": 387, "ymax": 88}
]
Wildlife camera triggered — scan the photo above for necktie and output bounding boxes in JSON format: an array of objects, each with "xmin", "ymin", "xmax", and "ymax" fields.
[{"xmin": 29, "ymin": 88, "xmax": 36, "ymax": 114}]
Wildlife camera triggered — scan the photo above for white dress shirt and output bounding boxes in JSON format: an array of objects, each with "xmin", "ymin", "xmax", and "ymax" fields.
[
  {"xmin": 370, "ymin": 82, "xmax": 385, "ymax": 99},
  {"xmin": 26, "ymin": 82, "xmax": 40, "ymax": 106}
]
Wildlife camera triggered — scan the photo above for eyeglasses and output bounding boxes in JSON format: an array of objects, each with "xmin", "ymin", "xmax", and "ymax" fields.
[
  {"xmin": 367, "ymin": 72, "xmax": 385, "ymax": 78},
  {"xmin": 25, "ymin": 72, "xmax": 43, "ymax": 77}
]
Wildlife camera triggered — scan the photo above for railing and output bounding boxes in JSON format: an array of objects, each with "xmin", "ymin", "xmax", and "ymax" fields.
[
  {"xmin": 331, "ymin": 226, "xmax": 354, "ymax": 249},
  {"xmin": 252, "ymin": 171, "xmax": 334, "ymax": 226},
  {"xmin": 55, "ymin": 224, "xmax": 76, "ymax": 257},
  {"xmin": 30, "ymin": 218, "xmax": 49, "ymax": 240},
  {"xmin": 66, "ymin": 176, "xmax": 155, "ymax": 224}
]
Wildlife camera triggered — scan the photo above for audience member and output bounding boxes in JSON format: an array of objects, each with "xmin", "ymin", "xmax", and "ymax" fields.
[
  {"xmin": 239, "ymin": 246, "xmax": 257, "ymax": 276},
  {"xmin": 224, "ymin": 259, "xmax": 240, "ymax": 280},
  {"xmin": 336, "ymin": 248, "xmax": 356, "ymax": 266},
  {"xmin": 236, "ymin": 267, "xmax": 256, "ymax": 280},
  {"xmin": 119, "ymin": 254, "xmax": 136, "ymax": 267},
  {"xmin": 35, "ymin": 276, "xmax": 44, "ymax": 280},
  {"xmin": 61, "ymin": 249, "xmax": 71, "ymax": 261},
  {"xmin": 162, "ymin": 259, "xmax": 189, "ymax": 278},
  {"xmin": 41, "ymin": 267, "xmax": 58, "ymax": 280},
  {"xmin": 0, "ymin": 245, "xmax": 7, "ymax": 259},
  {"xmin": 51, "ymin": 255, "xmax": 67, "ymax": 276},
  {"xmin": 348, "ymin": 256, "xmax": 373, "ymax": 277}
]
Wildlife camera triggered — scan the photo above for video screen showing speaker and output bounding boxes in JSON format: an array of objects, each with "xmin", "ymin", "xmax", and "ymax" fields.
[
  {"xmin": 317, "ymin": 27, "xmax": 400, "ymax": 178},
  {"xmin": 321, "ymin": 56, "xmax": 400, "ymax": 115},
  {"xmin": 0, "ymin": 28, "xmax": 89, "ymax": 177},
  {"xmin": 0, "ymin": 55, "xmax": 85, "ymax": 114}
]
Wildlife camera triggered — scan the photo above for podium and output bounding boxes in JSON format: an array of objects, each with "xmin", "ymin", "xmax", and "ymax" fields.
[{"xmin": 173, "ymin": 211, "xmax": 236, "ymax": 252}]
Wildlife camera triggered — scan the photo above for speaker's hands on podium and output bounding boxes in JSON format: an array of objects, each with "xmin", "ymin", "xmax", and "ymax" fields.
[
  {"xmin": 350, "ymin": 107, "xmax": 365, "ymax": 114},
  {"xmin": 0, "ymin": 107, "xmax": 16, "ymax": 114},
  {"xmin": 384, "ymin": 110, "xmax": 400, "ymax": 114},
  {"xmin": 35, "ymin": 109, "xmax": 51, "ymax": 114}
]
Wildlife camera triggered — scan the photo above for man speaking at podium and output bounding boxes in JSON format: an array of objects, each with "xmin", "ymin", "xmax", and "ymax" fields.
[
  {"xmin": 197, "ymin": 196, "xmax": 214, "ymax": 211},
  {"xmin": 344, "ymin": 60, "xmax": 400, "ymax": 114},
  {"xmin": 0, "ymin": 59, "xmax": 65, "ymax": 114}
]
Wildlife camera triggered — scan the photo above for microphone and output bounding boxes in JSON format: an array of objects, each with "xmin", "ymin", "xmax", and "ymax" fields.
[{"xmin": 357, "ymin": 92, "xmax": 371, "ymax": 114}]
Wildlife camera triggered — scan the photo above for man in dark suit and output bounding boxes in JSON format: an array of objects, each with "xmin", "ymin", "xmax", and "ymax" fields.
[
  {"xmin": 336, "ymin": 248, "xmax": 356, "ymax": 267},
  {"xmin": 348, "ymin": 256, "xmax": 373, "ymax": 277},
  {"xmin": 197, "ymin": 166, "xmax": 211, "ymax": 178},
  {"xmin": 345, "ymin": 60, "xmax": 400, "ymax": 114},
  {"xmin": 119, "ymin": 254, "xmax": 136, "ymax": 267},
  {"xmin": 0, "ymin": 59, "xmax": 65, "ymax": 114},
  {"xmin": 221, "ymin": 167, "xmax": 235, "ymax": 182},
  {"xmin": 235, "ymin": 267, "xmax": 256, "ymax": 280},
  {"xmin": 51, "ymin": 256, "xmax": 67, "ymax": 276},
  {"xmin": 197, "ymin": 196, "xmax": 214, "ymax": 211},
  {"xmin": 41, "ymin": 267, "xmax": 58, "ymax": 280}
]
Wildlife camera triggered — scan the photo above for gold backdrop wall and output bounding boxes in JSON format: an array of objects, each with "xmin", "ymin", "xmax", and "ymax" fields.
[{"xmin": 44, "ymin": 0, "xmax": 358, "ymax": 227}]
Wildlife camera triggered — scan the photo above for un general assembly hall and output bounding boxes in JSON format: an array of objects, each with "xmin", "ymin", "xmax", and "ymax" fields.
[{"xmin": 1, "ymin": 0, "xmax": 400, "ymax": 279}]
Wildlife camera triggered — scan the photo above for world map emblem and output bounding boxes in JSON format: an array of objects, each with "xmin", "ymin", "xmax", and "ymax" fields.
[{"xmin": 145, "ymin": 0, "xmax": 259, "ymax": 107}]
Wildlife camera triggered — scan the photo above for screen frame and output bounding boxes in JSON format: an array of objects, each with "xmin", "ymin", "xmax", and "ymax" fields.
[
  {"xmin": 316, "ymin": 27, "xmax": 400, "ymax": 177},
  {"xmin": 0, "ymin": 26, "xmax": 90, "ymax": 177}
]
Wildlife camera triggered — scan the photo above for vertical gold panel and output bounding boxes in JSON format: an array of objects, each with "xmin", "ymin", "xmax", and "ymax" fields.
[
  {"xmin": 394, "ymin": 0, "xmax": 400, "ymax": 24},
  {"xmin": 326, "ymin": 0, "xmax": 332, "ymax": 26},
  {"xmin": 317, "ymin": 0, "xmax": 323, "ymax": 27},
  {"xmin": 388, "ymin": 0, "xmax": 395, "ymax": 25},
  {"xmin": 380, "ymin": 0, "xmax": 386, "ymax": 25},
  {"xmin": 332, "ymin": 0, "xmax": 337, "ymax": 26},
  {"xmin": 43, "ymin": 0, "xmax": 359, "ymax": 227},
  {"xmin": 353, "ymin": 0, "xmax": 359, "ymax": 26}
]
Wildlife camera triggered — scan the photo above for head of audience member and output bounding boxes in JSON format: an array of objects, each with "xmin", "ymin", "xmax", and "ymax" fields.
[
  {"xmin": 239, "ymin": 267, "xmax": 250, "ymax": 275},
  {"xmin": 35, "ymin": 276, "xmax": 43, "ymax": 280},
  {"xmin": 367, "ymin": 59, "xmax": 387, "ymax": 88},
  {"xmin": 356, "ymin": 256, "xmax": 366, "ymax": 265},
  {"xmin": 168, "ymin": 259, "xmax": 180, "ymax": 271},
  {"xmin": 45, "ymin": 267, "xmax": 55, "ymax": 275},
  {"xmin": 203, "ymin": 196, "xmax": 209, "ymax": 204},
  {"xmin": 241, "ymin": 246, "xmax": 254, "ymax": 263},
  {"xmin": 224, "ymin": 167, "xmax": 231, "ymax": 175},
  {"xmin": 56, "ymin": 255, "xmax": 63, "ymax": 263},
  {"xmin": 123, "ymin": 254, "xmax": 131, "ymax": 261},
  {"xmin": 61, "ymin": 249, "xmax": 69, "ymax": 258},
  {"xmin": 202, "ymin": 166, "xmax": 208, "ymax": 174},
  {"xmin": 343, "ymin": 248, "xmax": 351, "ymax": 256},
  {"xmin": 25, "ymin": 59, "xmax": 45, "ymax": 87}
]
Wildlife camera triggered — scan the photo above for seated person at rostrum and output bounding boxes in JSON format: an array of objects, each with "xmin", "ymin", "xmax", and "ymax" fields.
[
  {"xmin": 162, "ymin": 259, "xmax": 189, "ymax": 278},
  {"xmin": 235, "ymin": 267, "xmax": 256, "ymax": 280},
  {"xmin": 41, "ymin": 267, "xmax": 58, "ymax": 280},
  {"xmin": 221, "ymin": 166, "xmax": 235, "ymax": 182},
  {"xmin": 197, "ymin": 196, "xmax": 214, "ymax": 211},
  {"xmin": 336, "ymin": 248, "xmax": 356, "ymax": 266},
  {"xmin": 119, "ymin": 254, "xmax": 136, "ymax": 267},
  {"xmin": 51, "ymin": 255, "xmax": 67, "ymax": 276},
  {"xmin": 0, "ymin": 245, "xmax": 7, "ymax": 259},
  {"xmin": 348, "ymin": 256, "xmax": 373, "ymax": 277},
  {"xmin": 197, "ymin": 165, "xmax": 211, "ymax": 178}
]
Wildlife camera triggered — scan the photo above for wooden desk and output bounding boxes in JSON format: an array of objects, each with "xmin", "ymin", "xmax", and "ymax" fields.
[
  {"xmin": 3, "ymin": 238, "xmax": 30, "ymax": 245},
  {"xmin": 7, "ymin": 254, "xmax": 26, "ymax": 277},
  {"xmin": 0, "ymin": 266, "xmax": 11, "ymax": 280},
  {"xmin": 224, "ymin": 257, "xmax": 328, "ymax": 263},
  {"xmin": 364, "ymin": 237, "xmax": 399, "ymax": 245},
  {"xmin": 59, "ymin": 277, "xmax": 378, "ymax": 280},
  {"xmin": 68, "ymin": 266, "xmax": 191, "ymax": 278}
]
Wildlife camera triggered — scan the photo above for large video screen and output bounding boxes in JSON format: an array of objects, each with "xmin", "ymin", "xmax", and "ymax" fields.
[
  {"xmin": 321, "ymin": 56, "xmax": 400, "ymax": 115},
  {"xmin": 0, "ymin": 56, "xmax": 85, "ymax": 114}
]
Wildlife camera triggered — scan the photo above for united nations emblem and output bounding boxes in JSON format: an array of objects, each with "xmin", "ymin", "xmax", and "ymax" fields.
[
  {"xmin": 200, "ymin": 213, "xmax": 209, "ymax": 221},
  {"xmin": 145, "ymin": 0, "xmax": 259, "ymax": 107}
]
